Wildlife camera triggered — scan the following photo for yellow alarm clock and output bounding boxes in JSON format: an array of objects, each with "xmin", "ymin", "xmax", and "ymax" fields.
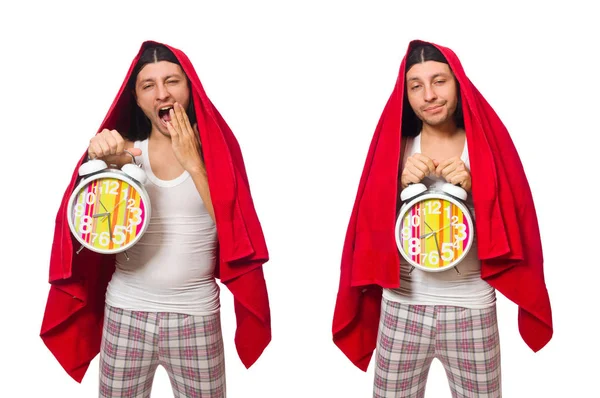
[
  {"xmin": 395, "ymin": 182, "xmax": 474, "ymax": 273},
  {"xmin": 67, "ymin": 151, "xmax": 151, "ymax": 255}
]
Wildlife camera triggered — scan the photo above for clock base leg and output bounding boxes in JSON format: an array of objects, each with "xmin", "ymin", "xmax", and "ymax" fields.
[{"xmin": 76, "ymin": 245, "xmax": 84, "ymax": 255}]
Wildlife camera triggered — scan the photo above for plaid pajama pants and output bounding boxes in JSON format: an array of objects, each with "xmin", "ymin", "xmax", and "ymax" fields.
[
  {"xmin": 373, "ymin": 298, "xmax": 501, "ymax": 398},
  {"xmin": 99, "ymin": 304, "xmax": 226, "ymax": 398}
]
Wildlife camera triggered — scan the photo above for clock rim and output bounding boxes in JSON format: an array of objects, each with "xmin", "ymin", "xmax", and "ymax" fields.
[
  {"xmin": 395, "ymin": 191, "xmax": 474, "ymax": 273},
  {"xmin": 66, "ymin": 170, "xmax": 152, "ymax": 255}
]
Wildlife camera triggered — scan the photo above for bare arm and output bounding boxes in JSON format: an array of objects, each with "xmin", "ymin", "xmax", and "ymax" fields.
[{"xmin": 189, "ymin": 166, "xmax": 215, "ymax": 223}]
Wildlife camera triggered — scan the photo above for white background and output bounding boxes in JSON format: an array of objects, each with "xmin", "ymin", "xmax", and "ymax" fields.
[{"xmin": 1, "ymin": 0, "xmax": 598, "ymax": 397}]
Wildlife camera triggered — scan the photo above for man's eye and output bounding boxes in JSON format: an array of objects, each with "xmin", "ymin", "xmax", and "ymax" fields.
[
  {"xmin": 167, "ymin": 80, "xmax": 179, "ymax": 85},
  {"xmin": 410, "ymin": 85, "xmax": 421, "ymax": 91},
  {"xmin": 142, "ymin": 84, "xmax": 153, "ymax": 90},
  {"xmin": 434, "ymin": 80, "xmax": 446, "ymax": 85}
]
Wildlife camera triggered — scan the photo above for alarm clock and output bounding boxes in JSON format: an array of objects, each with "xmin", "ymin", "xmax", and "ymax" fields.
[
  {"xmin": 67, "ymin": 150, "xmax": 151, "ymax": 255},
  {"xmin": 395, "ymin": 182, "xmax": 474, "ymax": 273}
]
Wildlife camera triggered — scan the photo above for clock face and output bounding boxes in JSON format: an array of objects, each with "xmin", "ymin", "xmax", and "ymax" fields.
[
  {"xmin": 69, "ymin": 175, "xmax": 149, "ymax": 253},
  {"xmin": 396, "ymin": 195, "xmax": 473, "ymax": 272}
]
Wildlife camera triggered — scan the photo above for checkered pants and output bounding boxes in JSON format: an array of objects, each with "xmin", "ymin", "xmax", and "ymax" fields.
[
  {"xmin": 99, "ymin": 304, "xmax": 226, "ymax": 397},
  {"xmin": 373, "ymin": 299, "xmax": 501, "ymax": 398}
]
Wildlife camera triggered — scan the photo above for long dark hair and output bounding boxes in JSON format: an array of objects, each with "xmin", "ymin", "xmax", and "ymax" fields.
[
  {"xmin": 401, "ymin": 44, "xmax": 464, "ymax": 137},
  {"xmin": 126, "ymin": 44, "xmax": 196, "ymax": 141}
]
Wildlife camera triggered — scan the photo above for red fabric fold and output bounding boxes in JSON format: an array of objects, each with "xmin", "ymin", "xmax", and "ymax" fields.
[
  {"xmin": 332, "ymin": 40, "xmax": 552, "ymax": 370},
  {"xmin": 40, "ymin": 41, "xmax": 270, "ymax": 382}
]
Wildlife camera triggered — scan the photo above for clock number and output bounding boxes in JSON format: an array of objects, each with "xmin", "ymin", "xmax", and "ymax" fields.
[
  {"xmin": 428, "ymin": 250, "xmax": 439, "ymax": 265},
  {"xmin": 445, "ymin": 205, "xmax": 452, "ymax": 219},
  {"xmin": 425, "ymin": 200, "xmax": 441, "ymax": 215},
  {"xmin": 113, "ymin": 226, "xmax": 128, "ymax": 245},
  {"xmin": 409, "ymin": 215, "xmax": 420, "ymax": 227},
  {"xmin": 79, "ymin": 216, "xmax": 92, "ymax": 234},
  {"xmin": 85, "ymin": 192, "xmax": 96, "ymax": 205},
  {"xmin": 441, "ymin": 243, "xmax": 454, "ymax": 262},
  {"xmin": 401, "ymin": 226, "xmax": 411, "ymax": 240},
  {"xmin": 126, "ymin": 199, "xmax": 143, "ymax": 226},
  {"xmin": 454, "ymin": 223, "xmax": 467, "ymax": 241},
  {"xmin": 408, "ymin": 238, "xmax": 421, "ymax": 255},
  {"xmin": 103, "ymin": 180, "xmax": 119, "ymax": 195},
  {"xmin": 451, "ymin": 215, "xmax": 459, "ymax": 225},
  {"xmin": 90, "ymin": 232, "xmax": 110, "ymax": 246},
  {"xmin": 99, "ymin": 232, "xmax": 110, "ymax": 246},
  {"xmin": 74, "ymin": 203, "xmax": 84, "ymax": 217},
  {"xmin": 128, "ymin": 208, "xmax": 143, "ymax": 226}
]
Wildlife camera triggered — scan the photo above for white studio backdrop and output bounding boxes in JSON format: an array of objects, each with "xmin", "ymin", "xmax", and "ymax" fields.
[{"xmin": 0, "ymin": 1, "xmax": 598, "ymax": 397}]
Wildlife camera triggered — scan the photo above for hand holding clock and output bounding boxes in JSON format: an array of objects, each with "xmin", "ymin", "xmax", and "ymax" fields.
[
  {"xmin": 88, "ymin": 129, "xmax": 142, "ymax": 167},
  {"xmin": 401, "ymin": 153, "xmax": 472, "ymax": 192},
  {"xmin": 435, "ymin": 157, "xmax": 472, "ymax": 192},
  {"xmin": 401, "ymin": 154, "xmax": 439, "ymax": 189}
]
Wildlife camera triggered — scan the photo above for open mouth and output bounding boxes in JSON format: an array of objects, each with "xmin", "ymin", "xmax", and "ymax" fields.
[{"xmin": 158, "ymin": 106, "xmax": 174, "ymax": 123}]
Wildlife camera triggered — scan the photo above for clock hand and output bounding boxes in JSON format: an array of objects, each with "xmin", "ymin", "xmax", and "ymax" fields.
[
  {"xmin": 92, "ymin": 212, "xmax": 110, "ymax": 218},
  {"xmin": 432, "ymin": 232, "xmax": 441, "ymax": 257},
  {"xmin": 424, "ymin": 221, "xmax": 434, "ymax": 232},
  {"xmin": 99, "ymin": 200, "xmax": 109, "ymax": 213},
  {"xmin": 93, "ymin": 197, "xmax": 126, "ymax": 222},
  {"xmin": 419, "ymin": 231, "xmax": 435, "ymax": 239},
  {"xmin": 107, "ymin": 214, "xmax": 113, "ymax": 241},
  {"xmin": 434, "ymin": 224, "xmax": 451, "ymax": 234},
  {"xmin": 419, "ymin": 224, "xmax": 452, "ymax": 239},
  {"xmin": 108, "ymin": 197, "xmax": 127, "ymax": 214},
  {"xmin": 90, "ymin": 212, "xmax": 113, "ymax": 241},
  {"xmin": 418, "ymin": 221, "xmax": 437, "ymax": 239},
  {"xmin": 419, "ymin": 225, "xmax": 450, "ymax": 239},
  {"xmin": 93, "ymin": 198, "xmax": 115, "ymax": 241},
  {"xmin": 91, "ymin": 200, "xmax": 111, "ymax": 221}
]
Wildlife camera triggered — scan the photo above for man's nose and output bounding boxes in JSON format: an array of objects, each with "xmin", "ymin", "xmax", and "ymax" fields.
[
  {"xmin": 423, "ymin": 84, "xmax": 437, "ymax": 102},
  {"xmin": 156, "ymin": 83, "xmax": 170, "ymax": 101}
]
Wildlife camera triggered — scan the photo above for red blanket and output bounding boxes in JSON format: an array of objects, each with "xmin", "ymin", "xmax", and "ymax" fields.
[
  {"xmin": 40, "ymin": 41, "xmax": 271, "ymax": 382},
  {"xmin": 332, "ymin": 40, "xmax": 552, "ymax": 371}
]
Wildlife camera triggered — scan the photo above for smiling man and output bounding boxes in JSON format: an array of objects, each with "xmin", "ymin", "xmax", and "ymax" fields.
[
  {"xmin": 41, "ymin": 42, "xmax": 271, "ymax": 398},
  {"xmin": 332, "ymin": 41, "xmax": 553, "ymax": 398}
]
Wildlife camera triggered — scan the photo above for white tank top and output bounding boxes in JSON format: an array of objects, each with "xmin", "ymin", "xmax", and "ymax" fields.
[
  {"xmin": 105, "ymin": 139, "xmax": 220, "ymax": 316},
  {"xmin": 383, "ymin": 134, "xmax": 496, "ymax": 309}
]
